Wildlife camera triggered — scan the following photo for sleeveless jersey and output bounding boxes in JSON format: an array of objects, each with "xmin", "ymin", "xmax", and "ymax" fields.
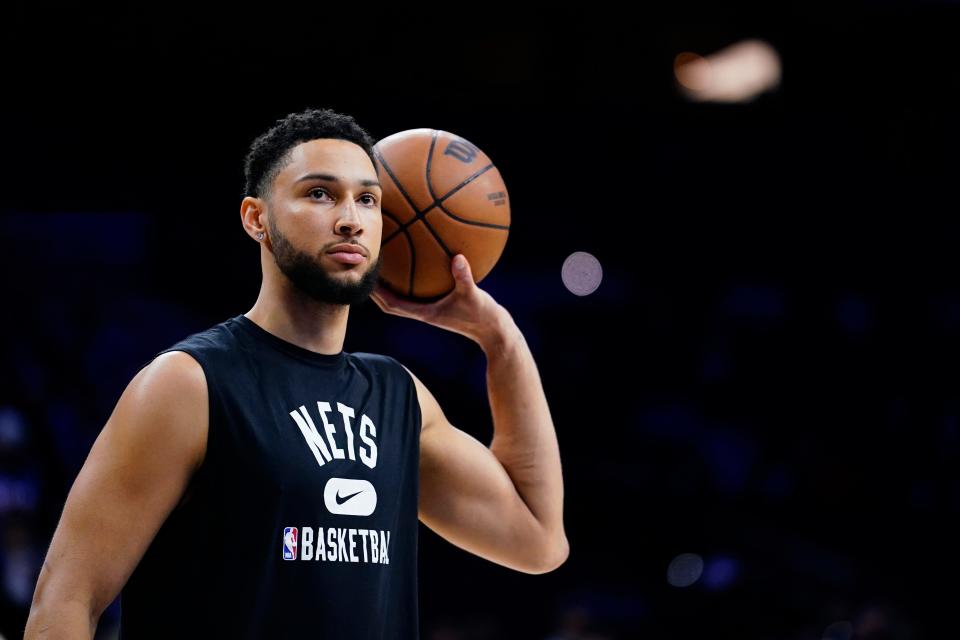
[{"xmin": 118, "ymin": 314, "xmax": 422, "ymax": 639}]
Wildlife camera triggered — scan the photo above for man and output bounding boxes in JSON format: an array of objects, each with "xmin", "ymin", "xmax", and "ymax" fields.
[{"xmin": 25, "ymin": 108, "xmax": 568, "ymax": 638}]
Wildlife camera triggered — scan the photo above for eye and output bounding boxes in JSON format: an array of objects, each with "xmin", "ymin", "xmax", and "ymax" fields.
[
  {"xmin": 308, "ymin": 187, "xmax": 332, "ymax": 200},
  {"xmin": 360, "ymin": 194, "xmax": 378, "ymax": 206}
]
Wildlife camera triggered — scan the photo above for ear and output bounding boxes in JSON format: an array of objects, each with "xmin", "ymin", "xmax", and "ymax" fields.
[{"xmin": 241, "ymin": 196, "xmax": 267, "ymax": 243}]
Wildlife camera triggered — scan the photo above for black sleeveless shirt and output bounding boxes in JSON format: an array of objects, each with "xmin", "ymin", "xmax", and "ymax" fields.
[{"xmin": 118, "ymin": 314, "xmax": 422, "ymax": 639}]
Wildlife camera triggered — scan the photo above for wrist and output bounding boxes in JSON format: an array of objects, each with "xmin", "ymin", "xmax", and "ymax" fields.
[{"xmin": 476, "ymin": 307, "xmax": 521, "ymax": 356}]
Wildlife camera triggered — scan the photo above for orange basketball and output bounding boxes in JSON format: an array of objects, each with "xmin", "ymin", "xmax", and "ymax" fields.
[{"xmin": 373, "ymin": 129, "xmax": 510, "ymax": 300}]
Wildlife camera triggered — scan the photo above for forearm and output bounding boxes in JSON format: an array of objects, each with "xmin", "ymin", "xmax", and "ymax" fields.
[{"xmin": 479, "ymin": 308, "xmax": 567, "ymax": 551}]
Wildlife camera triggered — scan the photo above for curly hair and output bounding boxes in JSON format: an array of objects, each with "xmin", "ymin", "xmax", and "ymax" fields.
[{"xmin": 243, "ymin": 108, "xmax": 377, "ymax": 199}]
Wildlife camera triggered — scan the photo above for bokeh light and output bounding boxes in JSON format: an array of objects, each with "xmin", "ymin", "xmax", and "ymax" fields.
[
  {"xmin": 674, "ymin": 39, "xmax": 781, "ymax": 103},
  {"xmin": 667, "ymin": 553, "xmax": 704, "ymax": 587},
  {"xmin": 561, "ymin": 251, "xmax": 603, "ymax": 296}
]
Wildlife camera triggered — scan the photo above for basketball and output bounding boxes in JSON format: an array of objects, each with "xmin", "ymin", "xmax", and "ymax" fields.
[{"xmin": 373, "ymin": 129, "xmax": 511, "ymax": 300}]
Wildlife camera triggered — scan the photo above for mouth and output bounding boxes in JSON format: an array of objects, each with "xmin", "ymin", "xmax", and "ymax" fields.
[{"xmin": 326, "ymin": 251, "xmax": 367, "ymax": 265}]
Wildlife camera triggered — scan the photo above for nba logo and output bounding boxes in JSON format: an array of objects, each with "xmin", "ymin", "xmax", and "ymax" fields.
[{"xmin": 282, "ymin": 527, "xmax": 298, "ymax": 560}]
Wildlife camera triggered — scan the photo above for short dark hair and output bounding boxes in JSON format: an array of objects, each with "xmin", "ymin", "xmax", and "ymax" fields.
[{"xmin": 243, "ymin": 108, "xmax": 377, "ymax": 199}]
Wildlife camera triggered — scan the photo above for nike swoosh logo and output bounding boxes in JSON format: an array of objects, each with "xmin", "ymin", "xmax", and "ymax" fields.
[{"xmin": 336, "ymin": 490, "xmax": 364, "ymax": 505}]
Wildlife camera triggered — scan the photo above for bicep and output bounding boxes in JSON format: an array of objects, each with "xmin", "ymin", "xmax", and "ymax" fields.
[
  {"xmin": 419, "ymin": 420, "xmax": 537, "ymax": 539},
  {"xmin": 404, "ymin": 366, "xmax": 545, "ymax": 572},
  {"xmin": 34, "ymin": 351, "xmax": 208, "ymax": 618}
]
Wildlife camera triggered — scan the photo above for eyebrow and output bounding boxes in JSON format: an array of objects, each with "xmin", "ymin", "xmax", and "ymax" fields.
[{"xmin": 294, "ymin": 173, "xmax": 381, "ymax": 189}]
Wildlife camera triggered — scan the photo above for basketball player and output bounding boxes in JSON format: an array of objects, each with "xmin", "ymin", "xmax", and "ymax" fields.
[{"xmin": 25, "ymin": 108, "xmax": 568, "ymax": 638}]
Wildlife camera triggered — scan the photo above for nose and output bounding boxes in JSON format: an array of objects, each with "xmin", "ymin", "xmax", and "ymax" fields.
[{"xmin": 335, "ymin": 200, "xmax": 362, "ymax": 236}]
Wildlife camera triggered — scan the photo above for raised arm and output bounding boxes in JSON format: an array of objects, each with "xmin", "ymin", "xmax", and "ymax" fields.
[
  {"xmin": 24, "ymin": 351, "xmax": 208, "ymax": 639},
  {"xmin": 405, "ymin": 311, "xmax": 568, "ymax": 575},
  {"xmin": 372, "ymin": 253, "xmax": 568, "ymax": 575}
]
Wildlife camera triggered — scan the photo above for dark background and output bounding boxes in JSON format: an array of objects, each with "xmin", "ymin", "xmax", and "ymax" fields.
[{"xmin": 2, "ymin": 1, "xmax": 958, "ymax": 638}]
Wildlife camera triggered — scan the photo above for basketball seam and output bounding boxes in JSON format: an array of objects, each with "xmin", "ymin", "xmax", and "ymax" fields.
[
  {"xmin": 380, "ymin": 207, "xmax": 417, "ymax": 298},
  {"xmin": 375, "ymin": 150, "xmax": 424, "ymax": 238},
  {"xmin": 426, "ymin": 129, "xmax": 440, "ymax": 200},
  {"xmin": 409, "ymin": 218, "xmax": 457, "ymax": 297},
  {"xmin": 434, "ymin": 203, "xmax": 511, "ymax": 230},
  {"xmin": 439, "ymin": 162, "xmax": 497, "ymax": 203},
  {"xmin": 420, "ymin": 132, "xmax": 455, "ymax": 261}
]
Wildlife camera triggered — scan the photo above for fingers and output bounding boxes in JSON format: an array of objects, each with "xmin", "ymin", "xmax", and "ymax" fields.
[{"xmin": 452, "ymin": 254, "xmax": 475, "ymax": 288}]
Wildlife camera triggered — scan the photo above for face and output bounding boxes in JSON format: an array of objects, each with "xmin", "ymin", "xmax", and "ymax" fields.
[{"xmin": 262, "ymin": 138, "xmax": 384, "ymax": 306}]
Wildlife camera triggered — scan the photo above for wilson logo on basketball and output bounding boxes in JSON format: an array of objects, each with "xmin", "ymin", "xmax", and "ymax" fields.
[{"xmin": 443, "ymin": 139, "xmax": 480, "ymax": 163}]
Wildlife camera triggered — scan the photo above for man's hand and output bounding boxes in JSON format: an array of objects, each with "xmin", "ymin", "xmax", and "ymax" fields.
[{"xmin": 370, "ymin": 254, "xmax": 507, "ymax": 346}]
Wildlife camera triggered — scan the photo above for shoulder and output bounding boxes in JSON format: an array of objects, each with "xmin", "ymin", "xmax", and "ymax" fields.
[
  {"xmin": 118, "ymin": 350, "xmax": 209, "ymax": 472},
  {"xmin": 134, "ymin": 351, "xmax": 208, "ymax": 415}
]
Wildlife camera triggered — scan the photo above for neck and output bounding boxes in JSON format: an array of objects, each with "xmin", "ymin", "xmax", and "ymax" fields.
[{"xmin": 245, "ymin": 274, "xmax": 349, "ymax": 356}]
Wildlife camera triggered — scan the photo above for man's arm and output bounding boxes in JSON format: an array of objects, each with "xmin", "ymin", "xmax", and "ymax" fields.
[
  {"xmin": 371, "ymin": 253, "xmax": 568, "ymax": 574},
  {"xmin": 24, "ymin": 351, "xmax": 208, "ymax": 639},
  {"xmin": 406, "ymin": 307, "xmax": 568, "ymax": 575}
]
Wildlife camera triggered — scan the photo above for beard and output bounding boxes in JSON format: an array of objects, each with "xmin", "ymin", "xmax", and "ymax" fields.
[{"xmin": 267, "ymin": 218, "xmax": 382, "ymax": 306}]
